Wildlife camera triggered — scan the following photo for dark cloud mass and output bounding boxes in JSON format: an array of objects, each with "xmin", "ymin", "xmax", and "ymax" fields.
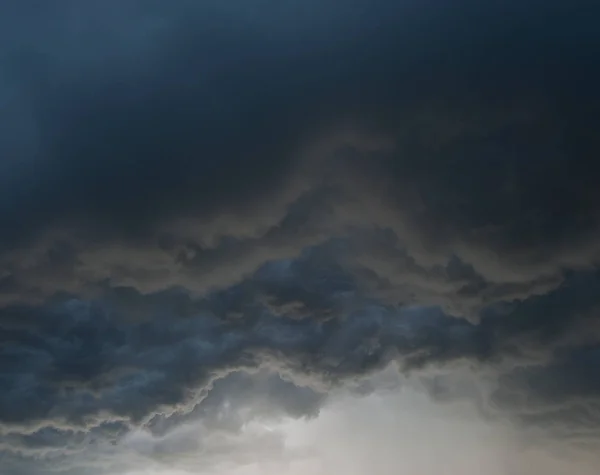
[{"xmin": 1, "ymin": 1, "xmax": 600, "ymax": 473}]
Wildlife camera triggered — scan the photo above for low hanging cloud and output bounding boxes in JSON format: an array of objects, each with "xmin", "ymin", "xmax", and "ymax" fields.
[
  {"xmin": 1, "ymin": 0, "xmax": 599, "ymax": 315},
  {"xmin": 1, "ymin": 1, "xmax": 600, "ymax": 474},
  {"xmin": 2, "ymin": 255, "xmax": 600, "ymax": 471}
]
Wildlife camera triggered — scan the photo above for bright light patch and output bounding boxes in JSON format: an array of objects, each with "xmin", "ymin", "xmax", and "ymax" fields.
[{"xmin": 119, "ymin": 372, "xmax": 597, "ymax": 475}]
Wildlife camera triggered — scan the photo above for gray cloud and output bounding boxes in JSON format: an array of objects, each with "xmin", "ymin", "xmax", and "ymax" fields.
[
  {"xmin": 0, "ymin": 1, "xmax": 599, "ymax": 316},
  {"xmin": 2, "ymin": 260, "xmax": 600, "ymax": 467},
  {"xmin": 2, "ymin": 1, "xmax": 600, "ymax": 474}
]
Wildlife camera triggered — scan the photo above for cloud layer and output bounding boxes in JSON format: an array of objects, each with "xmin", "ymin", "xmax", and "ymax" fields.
[{"xmin": 1, "ymin": 1, "xmax": 600, "ymax": 474}]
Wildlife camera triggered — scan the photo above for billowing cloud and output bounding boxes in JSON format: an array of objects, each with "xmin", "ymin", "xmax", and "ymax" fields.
[
  {"xmin": 1, "ymin": 1, "xmax": 599, "ymax": 312},
  {"xmin": 1, "ymin": 1, "xmax": 600, "ymax": 474},
  {"xmin": 2, "ymin": 262, "xmax": 600, "ymax": 473}
]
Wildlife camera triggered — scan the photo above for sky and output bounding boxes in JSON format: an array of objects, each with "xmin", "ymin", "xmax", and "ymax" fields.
[{"xmin": 1, "ymin": 1, "xmax": 600, "ymax": 474}]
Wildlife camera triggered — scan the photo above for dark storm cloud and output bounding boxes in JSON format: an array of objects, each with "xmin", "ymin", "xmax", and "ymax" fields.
[
  {"xmin": 1, "ymin": 256, "xmax": 600, "ymax": 475},
  {"xmin": 1, "ymin": 1, "xmax": 599, "ymax": 316},
  {"xmin": 0, "ymin": 0, "xmax": 396, "ymax": 245},
  {"xmin": 2, "ymin": 260, "xmax": 600, "ymax": 452},
  {"xmin": 2, "ymin": 1, "xmax": 600, "ymax": 473}
]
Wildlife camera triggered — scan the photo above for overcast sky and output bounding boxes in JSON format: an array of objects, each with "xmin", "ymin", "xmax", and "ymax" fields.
[{"xmin": 1, "ymin": 1, "xmax": 600, "ymax": 474}]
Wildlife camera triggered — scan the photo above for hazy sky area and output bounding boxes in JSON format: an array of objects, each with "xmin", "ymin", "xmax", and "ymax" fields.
[{"xmin": 1, "ymin": 1, "xmax": 600, "ymax": 474}]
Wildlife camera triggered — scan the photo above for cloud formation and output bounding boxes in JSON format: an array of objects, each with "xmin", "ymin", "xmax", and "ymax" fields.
[
  {"xmin": 2, "ymin": 261, "xmax": 600, "ymax": 473},
  {"xmin": 1, "ymin": 1, "xmax": 600, "ymax": 474},
  {"xmin": 1, "ymin": 1, "xmax": 599, "ymax": 311}
]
